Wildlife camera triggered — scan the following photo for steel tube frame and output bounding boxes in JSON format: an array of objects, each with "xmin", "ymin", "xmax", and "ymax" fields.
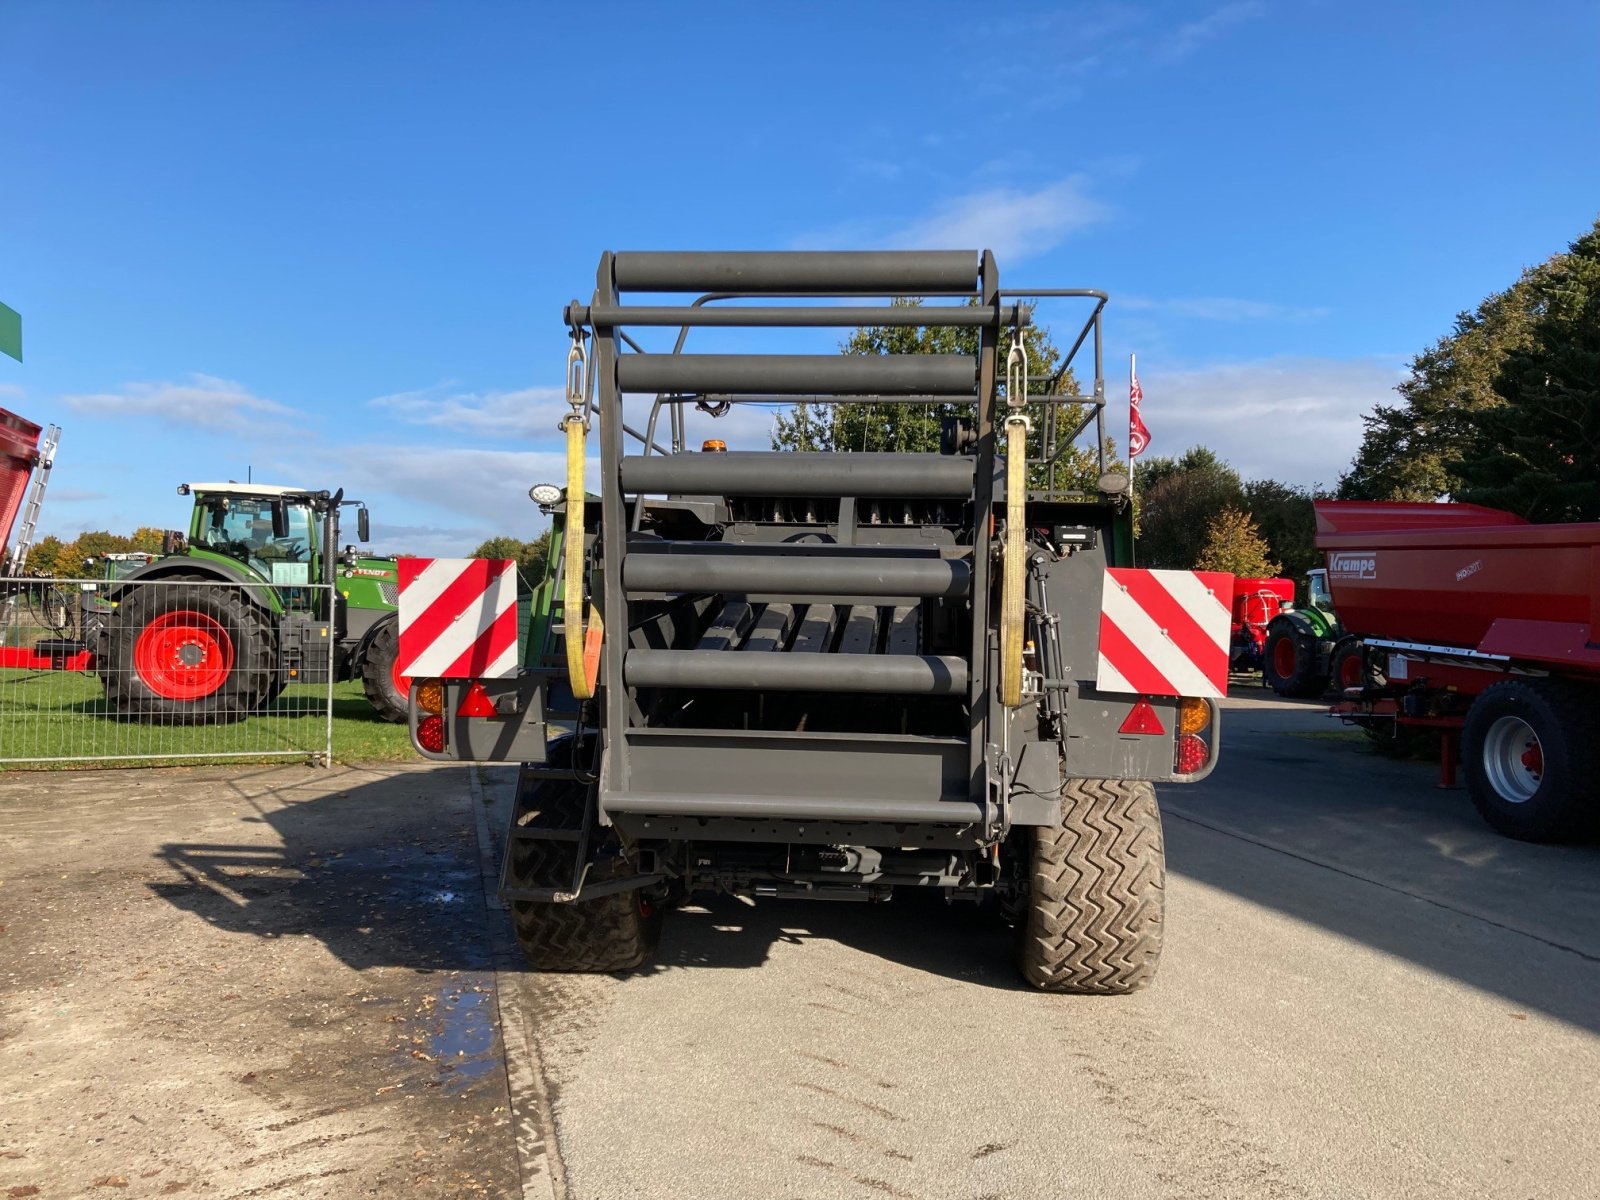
[
  {"xmin": 624, "ymin": 650, "xmax": 968, "ymax": 695},
  {"xmin": 616, "ymin": 353, "xmax": 977, "ymax": 397},
  {"xmin": 567, "ymin": 303, "xmax": 1023, "ymax": 328},
  {"xmin": 620, "ymin": 450, "xmax": 975, "ymax": 498},
  {"xmin": 603, "ymin": 791, "xmax": 984, "ymax": 825},
  {"xmin": 611, "ymin": 250, "xmax": 980, "ymax": 295},
  {"xmin": 623, "ymin": 551, "xmax": 971, "ymax": 598}
]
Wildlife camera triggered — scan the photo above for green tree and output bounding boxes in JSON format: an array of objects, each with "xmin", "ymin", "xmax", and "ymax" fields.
[
  {"xmin": 470, "ymin": 531, "xmax": 553, "ymax": 588},
  {"xmin": 1340, "ymin": 227, "xmax": 1581, "ymax": 501},
  {"xmin": 1454, "ymin": 220, "xmax": 1600, "ymax": 521},
  {"xmin": 129, "ymin": 526, "xmax": 167, "ymax": 554},
  {"xmin": 772, "ymin": 298, "xmax": 1121, "ymax": 492},
  {"xmin": 1242, "ymin": 478, "xmax": 1327, "ymax": 583},
  {"xmin": 1195, "ymin": 506, "xmax": 1280, "ymax": 577},
  {"xmin": 1135, "ymin": 446, "xmax": 1245, "ymax": 570},
  {"xmin": 22, "ymin": 534, "xmax": 65, "ymax": 575}
]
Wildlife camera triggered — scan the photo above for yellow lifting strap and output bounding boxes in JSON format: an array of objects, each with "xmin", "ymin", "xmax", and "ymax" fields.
[
  {"xmin": 563, "ymin": 415, "xmax": 603, "ymax": 700},
  {"xmin": 561, "ymin": 334, "xmax": 604, "ymax": 701},
  {"xmin": 998, "ymin": 334, "xmax": 1030, "ymax": 709}
]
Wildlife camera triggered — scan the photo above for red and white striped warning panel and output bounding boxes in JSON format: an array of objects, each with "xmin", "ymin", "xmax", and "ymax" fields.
[
  {"xmin": 1097, "ymin": 568, "xmax": 1231, "ymax": 699},
  {"xmin": 398, "ymin": 558, "xmax": 520, "ymax": 680}
]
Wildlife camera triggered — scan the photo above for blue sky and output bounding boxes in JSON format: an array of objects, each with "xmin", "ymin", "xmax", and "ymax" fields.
[{"xmin": 3, "ymin": 1, "xmax": 1597, "ymax": 556}]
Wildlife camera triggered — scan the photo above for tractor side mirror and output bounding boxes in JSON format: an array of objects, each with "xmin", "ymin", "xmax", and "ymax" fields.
[
  {"xmin": 357, "ymin": 507, "xmax": 370, "ymax": 542},
  {"xmin": 271, "ymin": 501, "xmax": 290, "ymax": 539}
]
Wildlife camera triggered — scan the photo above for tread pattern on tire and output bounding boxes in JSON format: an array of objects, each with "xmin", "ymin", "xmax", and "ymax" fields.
[
  {"xmin": 508, "ymin": 742, "xmax": 661, "ymax": 973},
  {"xmin": 1263, "ymin": 620, "xmax": 1326, "ymax": 698},
  {"xmin": 359, "ymin": 619, "xmax": 407, "ymax": 724},
  {"xmin": 1018, "ymin": 777, "xmax": 1165, "ymax": 994},
  {"xmin": 102, "ymin": 575, "xmax": 276, "ymax": 725}
]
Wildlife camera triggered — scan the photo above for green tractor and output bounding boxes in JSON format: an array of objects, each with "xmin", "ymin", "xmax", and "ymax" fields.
[
  {"xmin": 1261, "ymin": 567, "xmax": 1363, "ymax": 698},
  {"xmin": 92, "ymin": 482, "xmax": 409, "ymax": 724}
]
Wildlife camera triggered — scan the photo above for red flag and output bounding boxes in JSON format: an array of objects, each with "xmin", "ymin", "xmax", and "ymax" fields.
[{"xmin": 1129, "ymin": 356, "xmax": 1150, "ymax": 458}]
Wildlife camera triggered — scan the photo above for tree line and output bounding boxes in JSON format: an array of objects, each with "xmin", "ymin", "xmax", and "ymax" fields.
[
  {"xmin": 23, "ymin": 528, "xmax": 167, "ymax": 576},
  {"xmin": 1341, "ymin": 216, "xmax": 1600, "ymax": 520}
]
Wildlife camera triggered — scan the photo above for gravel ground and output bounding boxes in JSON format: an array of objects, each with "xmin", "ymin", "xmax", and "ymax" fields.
[
  {"xmin": 3, "ymin": 692, "xmax": 1597, "ymax": 1199},
  {"xmin": 0, "ymin": 763, "xmax": 519, "ymax": 1199}
]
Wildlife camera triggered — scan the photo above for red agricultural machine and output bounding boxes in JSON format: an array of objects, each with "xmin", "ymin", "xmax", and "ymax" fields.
[
  {"xmin": 1228, "ymin": 576, "xmax": 1295, "ymax": 674},
  {"xmin": 1317, "ymin": 499, "xmax": 1600, "ymax": 842}
]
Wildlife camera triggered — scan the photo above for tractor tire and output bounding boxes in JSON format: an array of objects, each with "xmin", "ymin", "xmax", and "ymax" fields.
[
  {"xmin": 1014, "ymin": 777, "xmax": 1165, "ymax": 994},
  {"xmin": 102, "ymin": 578, "xmax": 276, "ymax": 725},
  {"xmin": 1329, "ymin": 638, "xmax": 1369, "ymax": 693},
  {"xmin": 359, "ymin": 620, "xmax": 409, "ymax": 724},
  {"xmin": 1461, "ymin": 680, "xmax": 1599, "ymax": 843},
  {"xmin": 508, "ymin": 740, "xmax": 662, "ymax": 973},
  {"xmin": 1263, "ymin": 621, "xmax": 1326, "ymax": 698}
]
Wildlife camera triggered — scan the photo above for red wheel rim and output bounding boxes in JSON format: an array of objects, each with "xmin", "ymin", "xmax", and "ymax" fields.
[
  {"xmin": 1339, "ymin": 653, "xmax": 1363, "ymax": 688},
  {"xmin": 134, "ymin": 610, "xmax": 235, "ymax": 700},
  {"xmin": 391, "ymin": 654, "xmax": 412, "ymax": 700},
  {"xmin": 1272, "ymin": 636, "xmax": 1296, "ymax": 678}
]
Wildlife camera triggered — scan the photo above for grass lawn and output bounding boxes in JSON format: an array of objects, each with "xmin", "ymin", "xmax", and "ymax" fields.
[{"xmin": 0, "ymin": 670, "xmax": 419, "ymax": 769}]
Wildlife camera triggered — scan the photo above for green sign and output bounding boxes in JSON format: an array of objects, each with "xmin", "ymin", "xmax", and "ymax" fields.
[{"xmin": 0, "ymin": 302, "xmax": 19, "ymax": 363}]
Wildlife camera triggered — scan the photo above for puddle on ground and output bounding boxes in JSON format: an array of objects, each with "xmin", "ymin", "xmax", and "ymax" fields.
[{"xmin": 427, "ymin": 981, "xmax": 499, "ymax": 1092}]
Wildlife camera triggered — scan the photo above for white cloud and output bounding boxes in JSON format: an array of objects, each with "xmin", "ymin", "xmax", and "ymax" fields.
[
  {"xmin": 333, "ymin": 443, "xmax": 584, "ymax": 527},
  {"xmin": 0, "ymin": 382, "xmax": 23, "ymax": 399},
  {"xmin": 368, "ymin": 383, "xmax": 569, "ymax": 440},
  {"xmin": 1120, "ymin": 296, "xmax": 1331, "ymax": 322},
  {"xmin": 1155, "ymin": 2, "xmax": 1266, "ymax": 62},
  {"xmin": 888, "ymin": 176, "xmax": 1111, "ymax": 264},
  {"xmin": 1133, "ymin": 356, "xmax": 1405, "ymax": 487},
  {"xmin": 60, "ymin": 374, "xmax": 300, "ymax": 433}
]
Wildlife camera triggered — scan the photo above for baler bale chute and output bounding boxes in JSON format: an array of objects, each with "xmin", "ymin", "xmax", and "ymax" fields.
[{"xmin": 406, "ymin": 250, "xmax": 1231, "ymax": 992}]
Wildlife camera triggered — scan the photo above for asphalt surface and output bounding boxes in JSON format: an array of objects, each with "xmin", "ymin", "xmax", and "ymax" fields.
[
  {"xmin": 490, "ymin": 689, "xmax": 1600, "ymax": 1200},
  {"xmin": 3, "ymin": 690, "xmax": 1597, "ymax": 1199}
]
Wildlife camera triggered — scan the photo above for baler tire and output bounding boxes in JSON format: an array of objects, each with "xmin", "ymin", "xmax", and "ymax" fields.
[
  {"xmin": 102, "ymin": 578, "xmax": 276, "ymax": 725},
  {"xmin": 1015, "ymin": 777, "xmax": 1165, "ymax": 994},
  {"xmin": 1461, "ymin": 680, "xmax": 1599, "ymax": 843},
  {"xmin": 508, "ymin": 742, "xmax": 662, "ymax": 973},
  {"xmin": 1263, "ymin": 622, "xmax": 1326, "ymax": 698},
  {"xmin": 359, "ymin": 620, "xmax": 408, "ymax": 724}
]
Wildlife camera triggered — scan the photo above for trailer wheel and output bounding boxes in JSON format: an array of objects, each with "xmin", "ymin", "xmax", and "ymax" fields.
[
  {"xmin": 508, "ymin": 740, "xmax": 662, "ymax": 972},
  {"xmin": 1462, "ymin": 680, "xmax": 1599, "ymax": 842},
  {"xmin": 359, "ymin": 620, "xmax": 409, "ymax": 724},
  {"xmin": 1262, "ymin": 620, "xmax": 1326, "ymax": 698},
  {"xmin": 102, "ymin": 579, "xmax": 276, "ymax": 724},
  {"xmin": 1014, "ymin": 777, "xmax": 1165, "ymax": 994}
]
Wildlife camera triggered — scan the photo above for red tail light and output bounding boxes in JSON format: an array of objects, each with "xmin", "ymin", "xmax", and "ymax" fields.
[
  {"xmin": 1175, "ymin": 733, "xmax": 1209, "ymax": 774},
  {"xmin": 417, "ymin": 714, "xmax": 446, "ymax": 753}
]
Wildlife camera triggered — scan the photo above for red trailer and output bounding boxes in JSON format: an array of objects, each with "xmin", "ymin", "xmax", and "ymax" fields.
[
  {"xmin": 1315, "ymin": 499, "xmax": 1600, "ymax": 841},
  {"xmin": 0, "ymin": 406, "xmax": 43, "ymax": 560}
]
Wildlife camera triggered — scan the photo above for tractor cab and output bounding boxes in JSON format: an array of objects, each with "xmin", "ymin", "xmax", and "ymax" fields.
[
  {"xmin": 182, "ymin": 483, "xmax": 321, "ymax": 588},
  {"xmin": 1306, "ymin": 567, "xmax": 1333, "ymax": 610}
]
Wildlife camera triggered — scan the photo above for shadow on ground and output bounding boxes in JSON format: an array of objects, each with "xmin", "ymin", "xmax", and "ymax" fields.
[{"xmin": 147, "ymin": 700, "xmax": 1600, "ymax": 1030}]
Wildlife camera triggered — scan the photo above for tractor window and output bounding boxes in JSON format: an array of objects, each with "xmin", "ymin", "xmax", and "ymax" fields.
[
  {"xmin": 1307, "ymin": 570, "xmax": 1332, "ymax": 608},
  {"xmin": 194, "ymin": 497, "xmax": 313, "ymax": 569}
]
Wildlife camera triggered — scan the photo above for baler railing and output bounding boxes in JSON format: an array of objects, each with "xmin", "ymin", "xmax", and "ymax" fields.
[
  {"xmin": 615, "ymin": 353, "xmax": 977, "ymax": 397},
  {"xmin": 609, "ymin": 250, "xmax": 981, "ymax": 295}
]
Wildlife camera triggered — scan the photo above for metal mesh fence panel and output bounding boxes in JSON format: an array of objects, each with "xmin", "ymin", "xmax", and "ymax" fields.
[{"xmin": 0, "ymin": 577, "xmax": 334, "ymax": 766}]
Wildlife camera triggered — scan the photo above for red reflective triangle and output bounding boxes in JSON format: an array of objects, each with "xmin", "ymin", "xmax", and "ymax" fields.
[
  {"xmin": 1118, "ymin": 698, "xmax": 1165, "ymax": 735},
  {"xmin": 456, "ymin": 681, "xmax": 498, "ymax": 718}
]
